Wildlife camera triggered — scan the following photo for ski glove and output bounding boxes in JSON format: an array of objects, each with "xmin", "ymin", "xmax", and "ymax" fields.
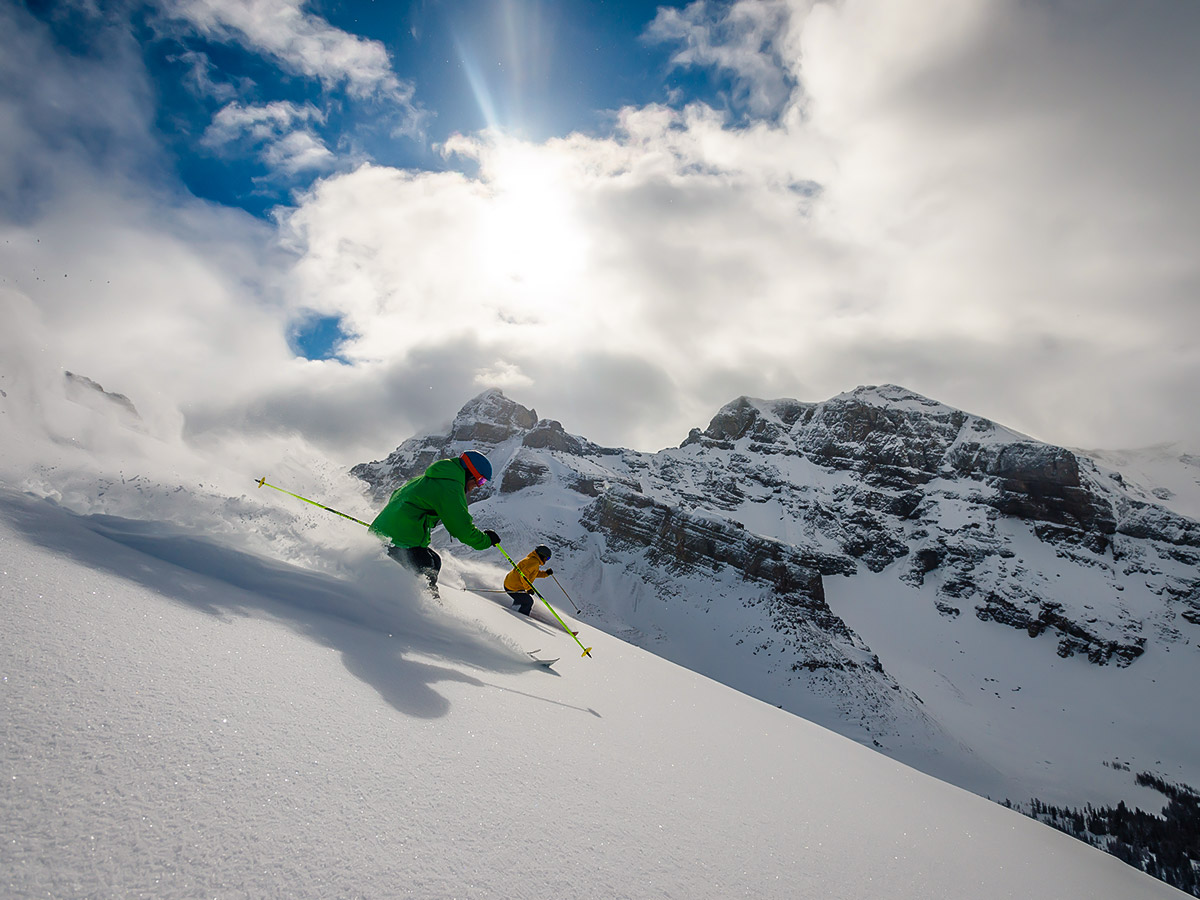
[
  {"xmin": 543, "ymin": 568, "xmax": 553, "ymax": 576},
  {"xmin": 484, "ymin": 529, "xmax": 501, "ymax": 546}
]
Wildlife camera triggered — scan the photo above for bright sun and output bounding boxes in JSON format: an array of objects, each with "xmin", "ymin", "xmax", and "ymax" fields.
[{"xmin": 477, "ymin": 142, "xmax": 589, "ymax": 315}]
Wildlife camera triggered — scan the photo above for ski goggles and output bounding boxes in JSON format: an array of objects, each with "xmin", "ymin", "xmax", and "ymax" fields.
[{"xmin": 461, "ymin": 453, "xmax": 488, "ymax": 485}]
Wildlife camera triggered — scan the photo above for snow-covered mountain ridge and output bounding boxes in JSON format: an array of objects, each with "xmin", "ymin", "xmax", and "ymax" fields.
[{"xmin": 353, "ymin": 386, "xmax": 1200, "ymax": 813}]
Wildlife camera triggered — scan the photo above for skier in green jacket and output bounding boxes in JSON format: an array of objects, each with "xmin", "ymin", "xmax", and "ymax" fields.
[{"xmin": 369, "ymin": 450, "xmax": 500, "ymax": 596}]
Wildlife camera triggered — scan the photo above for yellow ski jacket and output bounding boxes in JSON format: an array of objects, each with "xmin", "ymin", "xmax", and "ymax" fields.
[{"xmin": 504, "ymin": 550, "xmax": 550, "ymax": 593}]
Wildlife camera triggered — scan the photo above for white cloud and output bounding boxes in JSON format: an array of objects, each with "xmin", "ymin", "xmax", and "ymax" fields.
[
  {"xmin": 155, "ymin": 0, "xmax": 426, "ymax": 175},
  {"xmin": 203, "ymin": 101, "xmax": 334, "ymax": 175},
  {"xmin": 204, "ymin": 100, "xmax": 325, "ymax": 143},
  {"xmin": 261, "ymin": 129, "xmax": 336, "ymax": 176},
  {"xmin": 4, "ymin": 0, "xmax": 1200, "ymax": 473},
  {"xmin": 171, "ymin": 49, "xmax": 242, "ymax": 102},
  {"xmin": 646, "ymin": 0, "xmax": 796, "ymax": 117},
  {"xmin": 161, "ymin": 0, "xmax": 411, "ymax": 103},
  {"xmin": 473, "ymin": 361, "xmax": 534, "ymax": 391}
]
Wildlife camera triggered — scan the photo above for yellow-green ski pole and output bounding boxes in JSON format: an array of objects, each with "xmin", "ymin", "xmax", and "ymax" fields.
[
  {"xmin": 497, "ymin": 545, "xmax": 593, "ymax": 658},
  {"xmin": 256, "ymin": 477, "xmax": 372, "ymax": 528}
]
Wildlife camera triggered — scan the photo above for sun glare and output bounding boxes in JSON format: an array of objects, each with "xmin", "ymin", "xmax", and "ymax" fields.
[{"xmin": 477, "ymin": 142, "xmax": 589, "ymax": 318}]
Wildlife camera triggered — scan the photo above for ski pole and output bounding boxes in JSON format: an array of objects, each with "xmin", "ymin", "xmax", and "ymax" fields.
[
  {"xmin": 255, "ymin": 477, "xmax": 372, "ymax": 528},
  {"xmin": 550, "ymin": 573, "xmax": 582, "ymax": 614},
  {"xmin": 496, "ymin": 545, "xmax": 593, "ymax": 658},
  {"xmin": 468, "ymin": 582, "xmax": 580, "ymax": 616}
]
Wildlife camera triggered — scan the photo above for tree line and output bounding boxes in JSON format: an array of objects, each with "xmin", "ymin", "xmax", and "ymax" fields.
[{"xmin": 1006, "ymin": 773, "xmax": 1199, "ymax": 896}]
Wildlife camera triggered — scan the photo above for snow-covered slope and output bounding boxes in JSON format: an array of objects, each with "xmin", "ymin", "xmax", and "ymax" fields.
[
  {"xmin": 1082, "ymin": 444, "xmax": 1200, "ymax": 522},
  {"xmin": 0, "ymin": 489, "xmax": 1183, "ymax": 899},
  {"xmin": 353, "ymin": 388, "xmax": 1200, "ymax": 817}
]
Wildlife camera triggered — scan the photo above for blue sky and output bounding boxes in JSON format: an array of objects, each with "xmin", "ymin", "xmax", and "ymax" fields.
[
  {"xmin": 136, "ymin": 1, "xmax": 720, "ymax": 221},
  {"xmin": 4, "ymin": 0, "xmax": 1200, "ymax": 462}
]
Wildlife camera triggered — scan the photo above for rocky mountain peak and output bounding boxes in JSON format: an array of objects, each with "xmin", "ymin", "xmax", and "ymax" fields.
[
  {"xmin": 351, "ymin": 390, "xmax": 540, "ymax": 501},
  {"xmin": 685, "ymin": 396, "xmax": 814, "ymax": 449},
  {"xmin": 700, "ymin": 396, "xmax": 775, "ymax": 442},
  {"xmin": 837, "ymin": 383, "xmax": 953, "ymax": 411},
  {"xmin": 448, "ymin": 390, "xmax": 538, "ymax": 443}
]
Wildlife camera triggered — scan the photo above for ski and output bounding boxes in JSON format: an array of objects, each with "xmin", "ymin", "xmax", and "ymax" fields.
[{"xmin": 527, "ymin": 650, "xmax": 559, "ymax": 668}]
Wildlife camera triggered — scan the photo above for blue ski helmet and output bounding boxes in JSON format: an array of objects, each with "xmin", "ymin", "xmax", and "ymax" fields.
[
  {"xmin": 535, "ymin": 545, "xmax": 551, "ymax": 561},
  {"xmin": 460, "ymin": 450, "xmax": 493, "ymax": 483}
]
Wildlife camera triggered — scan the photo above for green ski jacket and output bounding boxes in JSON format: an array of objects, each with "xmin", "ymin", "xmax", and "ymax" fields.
[{"xmin": 368, "ymin": 458, "xmax": 492, "ymax": 551}]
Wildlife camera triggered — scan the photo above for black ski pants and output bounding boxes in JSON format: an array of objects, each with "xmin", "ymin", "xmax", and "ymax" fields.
[
  {"xmin": 506, "ymin": 590, "xmax": 533, "ymax": 616},
  {"xmin": 387, "ymin": 545, "xmax": 441, "ymax": 593}
]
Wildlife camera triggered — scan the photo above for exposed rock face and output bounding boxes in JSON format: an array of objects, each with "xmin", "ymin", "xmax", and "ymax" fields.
[
  {"xmin": 522, "ymin": 419, "xmax": 590, "ymax": 455},
  {"xmin": 583, "ymin": 488, "xmax": 827, "ymax": 601},
  {"xmin": 577, "ymin": 487, "xmax": 881, "ymax": 677},
  {"xmin": 1117, "ymin": 501, "xmax": 1200, "ymax": 547},
  {"xmin": 974, "ymin": 593, "xmax": 1145, "ymax": 665},
  {"xmin": 499, "ymin": 451, "xmax": 551, "ymax": 494},
  {"xmin": 695, "ymin": 387, "xmax": 1115, "ymax": 546},
  {"xmin": 797, "ymin": 391, "xmax": 966, "ymax": 487},
  {"xmin": 953, "ymin": 441, "xmax": 1117, "ymax": 546}
]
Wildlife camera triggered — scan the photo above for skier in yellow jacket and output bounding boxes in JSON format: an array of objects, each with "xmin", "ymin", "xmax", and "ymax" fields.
[{"xmin": 503, "ymin": 545, "xmax": 552, "ymax": 615}]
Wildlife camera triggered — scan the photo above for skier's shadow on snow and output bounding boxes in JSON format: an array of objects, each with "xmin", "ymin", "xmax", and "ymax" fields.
[{"xmin": 0, "ymin": 490, "xmax": 563, "ymax": 720}]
